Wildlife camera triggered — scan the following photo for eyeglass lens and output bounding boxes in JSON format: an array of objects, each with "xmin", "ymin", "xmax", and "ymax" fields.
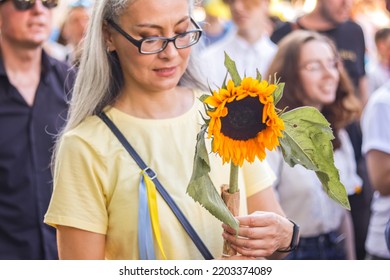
[
  {"xmin": 302, "ymin": 60, "xmax": 338, "ymax": 72},
  {"xmin": 141, "ymin": 31, "xmax": 200, "ymax": 53}
]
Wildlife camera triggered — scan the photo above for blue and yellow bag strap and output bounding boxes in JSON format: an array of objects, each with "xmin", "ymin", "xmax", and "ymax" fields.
[
  {"xmin": 138, "ymin": 170, "xmax": 166, "ymax": 260},
  {"xmin": 98, "ymin": 112, "xmax": 214, "ymax": 260}
]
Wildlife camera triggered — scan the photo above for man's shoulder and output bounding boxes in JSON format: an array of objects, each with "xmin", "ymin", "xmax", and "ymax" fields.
[
  {"xmin": 45, "ymin": 52, "xmax": 72, "ymax": 74},
  {"xmin": 338, "ymin": 20, "xmax": 364, "ymax": 34},
  {"xmin": 363, "ymin": 83, "xmax": 390, "ymax": 122},
  {"xmin": 44, "ymin": 51, "xmax": 76, "ymax": 84},
  {"xmin": 41, "ymin": 51, "xmax": 76, "ymax": 99},
  {"xmin": 270, "ymin": 21, "xmax": 293, "ymax": 44}
]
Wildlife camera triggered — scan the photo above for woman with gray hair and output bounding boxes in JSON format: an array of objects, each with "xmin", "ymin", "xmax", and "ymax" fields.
[{"xmin": 44, "ymin": 0, "xmax": 295, "ymax": 260}]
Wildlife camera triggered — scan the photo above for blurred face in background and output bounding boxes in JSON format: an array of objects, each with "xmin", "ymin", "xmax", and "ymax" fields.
[
  {"xmin": 385, "ymin": 36, "xmax": 390, "ymax": 65},
  {"xmin": 298, "ymin": 39, "xmax": 340, "ymax": 109},
  {"xmin": 317, "ymin": 0, "xmax": 354, "ymax": 25},
  {"xmin": 223, "ymin": 0, "xmax": 269, "ymax": 32},
  {"xmin": 377, "ymin": 33, "xmax": 390, "ymax": 65},
  {"xmin": 63, "ymin": 6, "xmax": 90, "ymax": 47},
  {"xmin": 0, "ymin": 0, "xmax": 53, "ymax": 48}
]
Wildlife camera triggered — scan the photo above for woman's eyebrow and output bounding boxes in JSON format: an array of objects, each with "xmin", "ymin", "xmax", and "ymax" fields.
[{"xmin": 133, "ymin": 16, "xmax": 190, "ymax": 30}]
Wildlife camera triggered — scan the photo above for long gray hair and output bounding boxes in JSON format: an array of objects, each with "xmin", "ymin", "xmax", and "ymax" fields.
[{"xmin": 62, "ymin": 0, "xmax": 205, "ymax": 133}]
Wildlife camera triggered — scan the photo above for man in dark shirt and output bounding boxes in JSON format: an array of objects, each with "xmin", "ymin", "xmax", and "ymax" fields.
[
  {"xmin": 271, "ymin": 0, "xmax": 371, "ymax": 260},
  {"xmin": 271, "ymin": 0, "xmax": 367, "ymax": 103},
  {"xmin": 0, "ymin": 0, "xmax": 75, "ymax": 259}
]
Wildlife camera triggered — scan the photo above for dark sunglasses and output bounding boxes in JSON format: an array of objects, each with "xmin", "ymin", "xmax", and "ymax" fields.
[{"xmin": 0, "ymin": 0, "xmax": 58, "ymax": 11}]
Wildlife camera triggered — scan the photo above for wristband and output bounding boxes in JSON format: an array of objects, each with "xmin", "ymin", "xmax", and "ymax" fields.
[{"xmin": 277, "ymin": 219, "xmax": 300, "ymax": 253}]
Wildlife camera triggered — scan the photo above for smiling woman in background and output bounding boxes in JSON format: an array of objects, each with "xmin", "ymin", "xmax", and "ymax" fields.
[{"xmin": 265, "ymin": 30, "xmax": 362, "ymax": 260}]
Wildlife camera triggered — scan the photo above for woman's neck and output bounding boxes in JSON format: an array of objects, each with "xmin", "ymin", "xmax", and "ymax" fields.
[{"xmin": 113, "ymin": 86, "xmax": 194, "ymax": 119}]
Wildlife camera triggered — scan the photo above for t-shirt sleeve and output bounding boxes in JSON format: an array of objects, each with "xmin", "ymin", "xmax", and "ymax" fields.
[
  {"xmin": 362, "ymin": 99, "xmax": 390, "ymax": 155},
  {"xmin": 242, "ymin": 158, "xmax": 276, "ymax": 197},
  {"xmin": 356, "ymin": 25, "xmax": 366, "ymax": 77},
  {"xmin": 270, "ymin": 22, "xmax": 293, "ymax": 44},
  {"xmin": 44, "ymin": 133, "xmax": 108, "ymax": 234}
]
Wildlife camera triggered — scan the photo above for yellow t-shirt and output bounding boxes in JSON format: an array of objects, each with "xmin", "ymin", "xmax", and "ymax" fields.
[{"xmin": 44, "ymin": 89, "xmax": 276, "ymax": 259}]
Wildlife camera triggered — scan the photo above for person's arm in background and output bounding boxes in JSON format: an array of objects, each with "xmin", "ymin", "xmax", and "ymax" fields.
[
  {"xmin": 365, "ymin": 150, "xmax": 390, "ymax": 196},
  {"xmin": 385, "ymin": 216, "xmax": 390, "ymax": 253},
  {"xmin": 358, "ymin": 76, "xmax": 369, "ymax": 106},
  {"xmin": 338, "ymin": 210, "xmax": 356, "ymax": 259},
  {"xmin": 363, "ymin": 87, "xmax": 390, "ymax": 195}
]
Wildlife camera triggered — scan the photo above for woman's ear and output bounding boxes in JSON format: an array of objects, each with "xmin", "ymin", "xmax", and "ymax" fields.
[{"xmin": 103, "ymin": 22, "xmax": 115, "ymax": 52}]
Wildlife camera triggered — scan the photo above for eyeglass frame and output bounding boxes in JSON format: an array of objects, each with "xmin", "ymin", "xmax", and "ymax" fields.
[
  {"xmin": 0, "ymin": 0, "xmax": 58, "ymax": 10},
  {"xmin": 106, "ymin": 17, "xmax": 203, "ymax": 55}
]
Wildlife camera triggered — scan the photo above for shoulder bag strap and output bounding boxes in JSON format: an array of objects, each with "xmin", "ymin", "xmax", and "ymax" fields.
[{"xmin": 98, "ymin": 112, "xmax": 214, "ymax": 260}]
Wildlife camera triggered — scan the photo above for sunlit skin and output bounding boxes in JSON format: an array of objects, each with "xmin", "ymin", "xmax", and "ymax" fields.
[
  {"xmin": 0, "ymin": 0, "xmax": 52, "ymax": 49},
  {"xmin": 105, "ymin": 0, "xmax": 194, "ymax": 119},
  {"xmin": 298, "ymin": 40, "xmax": 340, "ymax": 109}
]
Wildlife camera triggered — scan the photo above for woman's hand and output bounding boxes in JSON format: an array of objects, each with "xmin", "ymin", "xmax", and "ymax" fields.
[{"xmin": 222, "ymin": 211, "xmax": 294, "ymax": 258}]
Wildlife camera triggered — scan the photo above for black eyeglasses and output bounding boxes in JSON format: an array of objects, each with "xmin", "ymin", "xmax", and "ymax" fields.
[
  {"xmin": 106, "ymin": 18, "xmax": 202, "ymax": 55},
  {"xmin": 0, "ymin": 0, "xmax": 58, "ymax": 11}
]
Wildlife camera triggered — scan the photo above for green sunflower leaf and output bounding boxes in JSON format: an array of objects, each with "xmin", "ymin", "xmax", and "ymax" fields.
[
  {"xmin": 222, "ymin": 71, "xmax": 229, "ymax": 89},
  {"xmin": 256, "ymin": 69, "xmax": 262, "ymax": 81},
  {"xmin": 224, "ymin": 52, "xmax": 241, "ymax": 86},
  {"xmin": 187, "ymin": 126, "xmax": 239, "ymax": 231},
  {"xmin": 199, "ymin": 94, "xmax": 210, "ymax": 103},
  {"xmin": 279, "ymin": 107, "xmax": 350, "ymax": 209},
  {"xmin": 273, "ymin": 83, "xmax": 284, "ymax": 106}
]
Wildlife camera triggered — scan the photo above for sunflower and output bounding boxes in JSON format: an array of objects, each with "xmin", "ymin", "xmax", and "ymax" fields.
[
  {"xmin": 204, "ymin": 77, "xmax": 285, "ymax": 167},
  {"xmin": 187, "ymin": 54, "xmax": 349, "ymax": 243}
]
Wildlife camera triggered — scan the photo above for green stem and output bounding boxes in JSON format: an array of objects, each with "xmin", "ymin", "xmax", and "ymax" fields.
[{"xmin": 229, "ymin": 163, "xmax": 239, "ymax": 194}]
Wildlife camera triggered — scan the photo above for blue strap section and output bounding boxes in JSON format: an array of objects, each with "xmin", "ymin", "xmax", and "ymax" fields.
[{"xmin": 138, "ymin": 176, "xmax": 156, "ymax": 260}]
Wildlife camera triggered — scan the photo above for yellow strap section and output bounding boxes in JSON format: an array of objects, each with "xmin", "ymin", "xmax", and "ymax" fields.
[{"xmin": 143, "ymin": 174, "xmax": 167, "ymax": 260}]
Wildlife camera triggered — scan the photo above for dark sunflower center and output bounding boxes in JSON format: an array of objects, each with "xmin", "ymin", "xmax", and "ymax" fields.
[{"xmin": 220, "ymin": 96, "xmax": 266, "ymax": 141}]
